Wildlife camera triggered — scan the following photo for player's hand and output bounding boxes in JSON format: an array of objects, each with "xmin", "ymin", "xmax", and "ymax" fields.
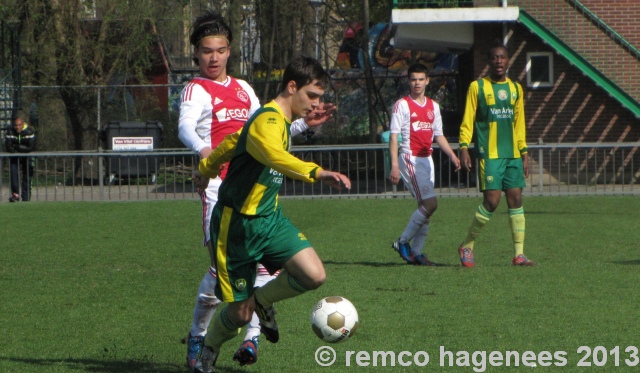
[
  {"xmin": 318, "ymin": 170, "xmax": 351, "ymax": 191},
  {"xmin": 304, "ymin": 103, "xmax": 336, "ymax": 127},
  {"xmin": 522, "ymin": 153, "xmax": 530, "ymax": 178},
  {"xmin": 193, "ymin": 169, "xmax": 210, "ymax": 191},
  {"xmin": 450, "ymin": 155, "xmax": 461, "ymax": 172},
  {"xmin": 389, "ymin": 167, "xmax": 400, "ymax": 185},
  {"xmin": 460, "ymin": 148, "xmax": 472, "ymax": 171},
  {"xmin": 200, "ymin": 147, "xmax": 213, "ymax": 159}
]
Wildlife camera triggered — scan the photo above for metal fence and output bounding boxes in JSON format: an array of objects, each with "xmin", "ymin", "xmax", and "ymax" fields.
[{"xmin": 1, "ymin": 142, "xmax": 638, "ymax": 203}]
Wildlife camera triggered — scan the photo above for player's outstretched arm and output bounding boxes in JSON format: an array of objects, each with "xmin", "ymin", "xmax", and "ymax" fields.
[
  {"xmin": 304, "ymin": 102, "xmax": 336, "ymax": 127},
  {"xmin": 317, "ymin": 170, "xmax": 351, "ymax": 191},
  {"xmin": 290, "ymin": 102, "xmax": 337, "ymax": 137}
]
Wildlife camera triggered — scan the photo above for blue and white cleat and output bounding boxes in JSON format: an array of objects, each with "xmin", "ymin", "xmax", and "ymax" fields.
[
  {"xmin": 185, "ymin": 333, "xmax": 204, "ymax": 369},
  {"xmin": 233, "ymin": 336, "xmax": 259, "ymax": 366},
  {"xmin": 392, "ymin": 239, "xmax": 414, "ymax": 263}
]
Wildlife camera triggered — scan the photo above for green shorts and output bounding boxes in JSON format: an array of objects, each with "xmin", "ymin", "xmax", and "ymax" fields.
[
  {"xmin": 210, "ymin": 204, "xmax": 311, "ymax": 302},
  {"xmin": 478, "ymin": 158, "xmax": 526, "ymax": 191}
]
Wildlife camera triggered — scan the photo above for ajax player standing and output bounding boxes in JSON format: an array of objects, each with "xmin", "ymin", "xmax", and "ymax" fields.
[
  {"xmin": 389, "ymin": 63, "xmax": 460, "ymax": 265},
  {"xmin": 178, "ymin": 11, "xmax": 334, "ymax": 369}
]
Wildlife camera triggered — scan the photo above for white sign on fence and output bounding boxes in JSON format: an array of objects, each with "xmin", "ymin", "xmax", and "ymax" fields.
[{"xmin": 112, "ymin": 137, "xmax": 154, "ymax": 151}]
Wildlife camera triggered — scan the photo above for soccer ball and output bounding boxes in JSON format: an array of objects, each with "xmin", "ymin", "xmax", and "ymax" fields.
[{"xmin": 310, "ymin": 296, "xmax": 359, "ymax": 343}]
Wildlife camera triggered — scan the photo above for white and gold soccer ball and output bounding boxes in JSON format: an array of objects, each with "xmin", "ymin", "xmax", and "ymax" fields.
[{"xmin": 310, "ymin": 296, "xmax": 359, "ymax": 343}]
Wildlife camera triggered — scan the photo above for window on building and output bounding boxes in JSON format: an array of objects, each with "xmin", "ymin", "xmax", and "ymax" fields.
[{"xmin": 526, "ymin": 52, "xmax": 554, "ymax": 88}]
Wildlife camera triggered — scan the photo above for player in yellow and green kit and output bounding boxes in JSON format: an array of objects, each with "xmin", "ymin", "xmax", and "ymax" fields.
[
  {"xmin": 191, "ymin": 56, "xmax": 351, "ymax": 373},
  {"xmin": 457, "ymin": 43, "xmax": 535, "ymax": 268}
]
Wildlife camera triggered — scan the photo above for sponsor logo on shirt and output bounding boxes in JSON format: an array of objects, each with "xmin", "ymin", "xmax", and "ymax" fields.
[
  {"xmin": 269, "ymin": 168, "xmax": 284, "ymax": 185},
  {"xmin": 411, "ymin": 120, "xmax": 433, "ymax": 131},
  {"xmin": 489, "ymin": 107, "xmax": 514, "ymax": 119},
  {"xmin": 216, "ymin": 107, "xmax": 249, "ymax": 121},
  {"xmin": 213, "ymin": 97, "xmax": 223, "ymax": 105},
  {"xmin": 411, "ymin": 112, "xmax": 418, "ymax": 118}
]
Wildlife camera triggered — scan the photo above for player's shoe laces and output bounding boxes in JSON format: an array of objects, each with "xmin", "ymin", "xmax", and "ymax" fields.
[
  {"xmin": 233, "ymin": 336, "xmax": 259, "ymax": 366},
  {"xmin": 458, "ymin": 244, "xmax": 476, "ymax": 268},
  {"xmin": 254, "ymin": 297, "xmax": 279, "ymax": 343},
  {"xmin": 413, "ymin": 254, "xmax": 436, "ymax": 266},
  {"xmin": 512, "ymin": 254, "xmax": 536, "ymax": 266},
  {"xmin": 184, "ymin": 333, "xmax": 204, "ymax": 369},
  {"xmin": 193, "ymin": 345, "xmax": 218, "ymax": 373},
  {"xmin": 392, "ymin": 239, "xmax": 414, "ymax": 263}
]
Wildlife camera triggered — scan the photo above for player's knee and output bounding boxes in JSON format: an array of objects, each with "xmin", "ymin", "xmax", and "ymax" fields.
[
  {"xmin": 229, "ymin": 301, "xmax": 255, "ymax": 326},
  {"xmin": 483, "ymin": 198, "xmax": 500, "ymax": 212},
  {"xmin": 306, "ymin": 267, "xmax": 326, "ymax": 290}
]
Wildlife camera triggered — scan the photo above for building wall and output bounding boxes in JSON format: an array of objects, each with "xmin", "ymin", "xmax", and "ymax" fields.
[
  {"xmin": 579, "ymin": 0, "xmax": 640, "ymax": 49},
  {"xmin": 472, "ymin": 0, "xmax": 640, "ymax": 102},
  {"xmin": 471, "ymin": 22, "xmax": 640, "ymax": 145}
]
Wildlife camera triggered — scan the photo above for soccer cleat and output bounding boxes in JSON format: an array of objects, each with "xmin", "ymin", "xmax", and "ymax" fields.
[
  {"xmin": 254, "ymin": 297, "xmax": 279, "ymax": 343},
  {"xmin": 392, "ymin": 239, "xmax": 415, "ymax": 263},
  {"xmin": 9, "ymin": 193, "xmax": 19, "ymax": 202},
  {"xmin": 185, "ymin": 333, "xmax": 204, "ymax": 369},
  {"xmin": 458, "ymin": 244, "xmax": 476, "ymax": 268},
  {"xmin": 233, "ymin": 336, "xmax": 259, "ymax": 366},
  {"xmin": 193, "ymin": 345, "xmax": 218, "ymax": 373},
  {"xmin": 512, "ymin": 254, "xmax": 536, "ymax": 266},
  {"xmin": 413, "ymin": 254, "xmax": 436, "ymax": 266}
]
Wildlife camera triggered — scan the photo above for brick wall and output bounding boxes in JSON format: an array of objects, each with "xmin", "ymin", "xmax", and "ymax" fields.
[
  {"xmin": 470, "ymin": 1, "xmax": 639, "ymax": 102},
  {"xmin": 512, "ymin": 0, "xmax": 640, "ymax": 102},
  {"xmin": 472, "ymin": 22, "xmax": 640, "ymax": 145},
  {"xmin": 579, "ymin": 0, "xmax": 640, "ymax": 49}
]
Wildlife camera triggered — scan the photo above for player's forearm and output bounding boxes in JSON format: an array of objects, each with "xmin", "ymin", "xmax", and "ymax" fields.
[
  {"xmin": 247, "ymin": 136, "xmax": 321, "ymax": 183},
  {"xmin": 178, "ymin": 123, "xmax": 208, "ymax": 153},
  {"xmin": 435, "ymin": 136, "xmax": 457, "ymax": 159},
  {"xmin": 389, "ymin": 138, "xmax": 399, "ymax": 168}
]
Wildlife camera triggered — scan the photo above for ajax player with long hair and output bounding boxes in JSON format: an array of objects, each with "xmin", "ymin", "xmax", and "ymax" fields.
[{"xmin": 178, "ymin": 10, "xmax": 335, "ymax": 369}]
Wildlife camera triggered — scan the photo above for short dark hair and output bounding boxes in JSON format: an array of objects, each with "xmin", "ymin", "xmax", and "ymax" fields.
[
  {"xmin": 280, "ymin": 56, "xmax": 330, "ymax": 93},
  {"xmin": 190, "ymin": 10, "xmax": 232, "ymax": 64},
  {"xmin": 487, "ymin": 40, "xmax": 508, "ymax": 59},
  {"xmin": 407, "ymin": 63, "xmax": 429, "ymax": 77}
]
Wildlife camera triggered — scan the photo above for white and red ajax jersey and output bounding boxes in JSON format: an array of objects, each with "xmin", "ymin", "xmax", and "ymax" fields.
[
  {"xmin": 179, "ymin": 76, "xmax": 260, "ymax": 152},
  {"xmin": 389, "ymin": 95, "xmax": 443, "ymax": 157}
]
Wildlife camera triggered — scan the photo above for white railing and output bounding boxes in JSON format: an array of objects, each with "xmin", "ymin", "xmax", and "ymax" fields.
[{"xmin": 1, "ymin": 142, "xmax": 638, "ymax": 202}]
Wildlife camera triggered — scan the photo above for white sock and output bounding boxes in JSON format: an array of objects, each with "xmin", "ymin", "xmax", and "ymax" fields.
[
  {"xmin": 411, "ymin": 223, "xmax": 429, "ymax": 256},
  {"xmin": 400, "ymin": 206, "xmax": 430, "ymax": 244},
  {"xmin": 244, "ymin": 265, "xmax": 277, "ymax": 341},
  {"xmin": 189, "ymin": 267, "xmax": 221, "ymax": 337}
]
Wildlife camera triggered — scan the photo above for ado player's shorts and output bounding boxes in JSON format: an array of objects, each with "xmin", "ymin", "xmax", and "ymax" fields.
[
  {"xmin": 210, "ymin": 204, "xmax": 311, "ymax": 302},
  {"xmin": 399, "ymin": 153, "xmax": 436, "ymax": 201},
  {"xmin": 478, "ymin": 158, "xmax": 526, "ymax": 191}
]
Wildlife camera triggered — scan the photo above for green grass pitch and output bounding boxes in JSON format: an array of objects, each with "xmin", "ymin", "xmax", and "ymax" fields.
[{"xmin": 1, "ymin": 196, "xmax": 639, "ymax": 372}]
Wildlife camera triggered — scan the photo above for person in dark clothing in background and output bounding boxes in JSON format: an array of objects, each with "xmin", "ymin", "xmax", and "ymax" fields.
[{"xmin": 5, "ymin": 115, "xmax": 36, "ymax": 202}]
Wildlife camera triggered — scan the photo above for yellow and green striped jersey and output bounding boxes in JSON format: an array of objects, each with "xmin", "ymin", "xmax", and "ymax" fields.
[
  {"xmin": 459, "ymin": 77, "xmax": 528, "ymax": 159},
  {"xmin": 201, "ymin": 100, "xmax": 323, "ymax": 216}
]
